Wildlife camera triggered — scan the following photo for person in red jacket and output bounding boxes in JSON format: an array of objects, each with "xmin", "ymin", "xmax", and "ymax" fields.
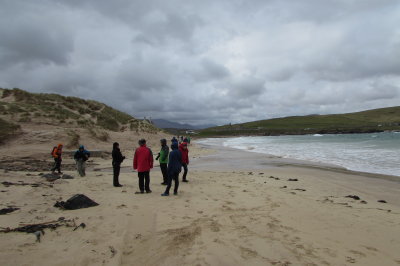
[
  {"xmin": 179, "ymin": 142, "xmax": 189, "ymax": 182},
  {"xmin": 133, "ymin": 139, "xmax": 154, "ymax": 193}
]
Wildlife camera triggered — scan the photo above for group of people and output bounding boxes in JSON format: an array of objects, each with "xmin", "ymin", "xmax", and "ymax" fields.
[
  {"xmin": 51, "ymin": 136, "xmax": 191, "ymax": 197},
  {"xmin": 113, "ymin": 136, "xmax": 190, "ymax": 196},
  {"xmin": 51, "ymin": 144, "xmax": 91, "ymax": 177}
]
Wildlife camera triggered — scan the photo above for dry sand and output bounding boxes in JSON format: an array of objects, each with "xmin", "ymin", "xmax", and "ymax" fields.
[{"xmin": 0, "ymin": 141, "xmax": 400, "ymax": 266}]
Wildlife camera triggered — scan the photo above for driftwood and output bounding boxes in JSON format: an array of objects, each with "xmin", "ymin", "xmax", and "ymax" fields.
[
  {"xmin": 0, "ymin": 217, "xmax": 76, "ymax": 234},
  {"xmin": 1, "ymin": 181, "xmax": 52, "ymax": 188},
  {"xmin": 0, "ymin": 207, "xmax": 20, "ymax": 215}
]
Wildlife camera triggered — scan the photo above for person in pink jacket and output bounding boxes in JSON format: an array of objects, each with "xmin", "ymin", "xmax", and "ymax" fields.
[{"xmin": 133, "ymin": 139, "xmax": 154, "ymax": 193}]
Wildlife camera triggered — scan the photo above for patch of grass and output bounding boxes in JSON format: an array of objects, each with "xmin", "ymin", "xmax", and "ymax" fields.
[
  {"xmin": 88, "ymin": 128, "xmax": 109, "ymax": 142},
  {"xmin": 200, "ymin": 106, "xmax": 400, "ymax": 136},
  {"xmin": 66, "ymin": 130, "xmax": 80, "ymax": 148},
  {"xmin": 0, "ymin": 118, "xmax": 20, "ymax": 143}
]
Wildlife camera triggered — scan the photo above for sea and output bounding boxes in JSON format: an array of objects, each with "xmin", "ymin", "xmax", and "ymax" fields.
[{"xmin": 198, "ymin": 132, "xmax": 400, "ymax": 177}]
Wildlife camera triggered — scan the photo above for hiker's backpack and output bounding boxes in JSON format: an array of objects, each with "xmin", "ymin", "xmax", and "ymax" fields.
[{"xmin": 51, "ymin": 146, "xmax": 57, "ymax": 158}]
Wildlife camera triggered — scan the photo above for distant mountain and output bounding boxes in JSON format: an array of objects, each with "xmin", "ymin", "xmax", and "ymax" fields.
[
  {"xmin": 199, "ymin": 106, "xmax": 400, "ymax": 137},
  {"xmin": 152, "ymin": 119, "xmax": 216, "ymax": 130}
]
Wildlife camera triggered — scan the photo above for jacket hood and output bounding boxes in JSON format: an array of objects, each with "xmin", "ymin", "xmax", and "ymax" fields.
[
  {"xmin": 79, "ymin": 145, "xmax": 85, "ymax": 149},
  {"xmin": 57, "ymin": 144, "xmax": 63, "ymax": 148},
  {"xmin": 113, "ymin": 142, "xmax": 119, "ymax": 149},
  {"xmin": 171, "ymin": 143, "xmax": 178, "ymax": 150}
]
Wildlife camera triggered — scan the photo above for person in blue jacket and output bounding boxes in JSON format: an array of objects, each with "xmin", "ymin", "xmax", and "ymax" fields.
[
  {"xmin": 74, "ymin": 145, "xmax": 90, "ymax": 177},
  {"xmin": 161, "ymin": 142, "xmax": 182, "ymax": 196}
]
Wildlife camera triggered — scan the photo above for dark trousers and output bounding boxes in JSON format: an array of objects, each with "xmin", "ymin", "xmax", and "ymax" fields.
[
  {"xmin": 182, "ymin": 163, "xmax": 188, "ymax": 180},
  {"xmin": 160, "ymin": 163, "xmax": 168, "ymax": 183},
  {"xmin": 51, "ymin": 158, "xmax": 62, "ymax": 173},
  {"xmin": 165, "ymin": 172, "xmax": 179, "ymax": 194},
  {"xmin": 138, "ymin": 171, "xmax": 150, "ymax": 192},
  {"xmin": 113, "ymin": 163, "xmax": 121, "ymax": 186}
]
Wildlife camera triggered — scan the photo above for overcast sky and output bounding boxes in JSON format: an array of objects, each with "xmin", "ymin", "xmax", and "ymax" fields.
[{"xmin": 1, "ymin": 0, "xmax": 399, "ymax": 125}]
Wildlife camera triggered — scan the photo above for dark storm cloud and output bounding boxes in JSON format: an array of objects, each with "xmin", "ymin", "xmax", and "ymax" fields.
[{"xmin": 1, "ymin": 0, "xmax": 400, "ymax": 125}]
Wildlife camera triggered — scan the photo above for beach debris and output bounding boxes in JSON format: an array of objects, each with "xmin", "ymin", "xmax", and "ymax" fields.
[
  {"xmin": 377, "ymin": 200, "xmax": 387, "ymax": 203},
  {"xmin": 109, "ymin": 246, "xmax": 117, "ymax": 258},
  {"xmin": 42, "ymin": 173, "xmax": 61, "ymax": 181},
  {"xmin": 61, "ymin": 174, "xmax": 74, "ymax": 179},
  {"xmin": 259, "ymin": 173, "xmax": 264, "ymax": 175},
  {"xmin": 1, "ymin": 181, "xmax": 52, "ymax": 188},
  {"xmin": 248, "ymin": 172, "xmax": 253, "ymax": 175},
  {"xmin": 274, "ymin": 177, "xmax": 280, "ymax": 180},
  {"xmin": 288, "ymin": 178, "xmax": 298, "ymax": 181},
  {"xmin": 0, "ymin": 217, "xmax": 75, "ymax": 234},
  {"xmin": 269, "ymin": 176, "xmax": 275, "ymax": 179},
  {"xmin": 73, "ymin": 222, "xmax": 86, "ymax": 231},
  {"xmin": 293, "ymin": 188, "xmax": 306, "ymax": 192},
  {"xmin": 34, "ymin": 230, "xmax": 43, "ymax": 242},
  {"xmin": 0, "ymin": 207, "xmax": 20, "ymax": 215},
  {"xmin": 280, "ymin": 186, "xmax": 287, "ymax": 188},
  {"xmin": 346, "ymin": 195, "xmax": 361, "ymax": 200},
  {"xmin": 360, "ymin": 200, "xmax": 368, "ymax": 204},
  {"xmin": 54, "ymin": 194, "xmax": 99, "ymax": 210}
]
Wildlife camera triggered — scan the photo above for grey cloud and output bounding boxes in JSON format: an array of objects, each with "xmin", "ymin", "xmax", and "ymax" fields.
[{"xmin": 1, "ymin": 0, "xmax": 400, "ymax": 126}]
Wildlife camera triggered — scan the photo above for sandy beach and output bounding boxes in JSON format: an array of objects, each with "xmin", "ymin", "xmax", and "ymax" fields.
[{"xmin": 0, "ymin": 141, "xmax": 399, "ymax": 266}]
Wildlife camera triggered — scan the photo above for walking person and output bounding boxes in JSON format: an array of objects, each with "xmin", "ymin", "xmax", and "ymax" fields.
[
  {"xmin": 179, "ymin": 142, "xmax": 189, "ymax": 182},
  {"xmin": 51, "ymin": 144, "xmax": 63, "ymax": 174},
  {"xmin": 112, "ymin": 142, "xmax": 125, "ymax": 187},
  {"xmin": 155, "ymin": 139, "xmax": 169, "ymax": 185},
  {"xmin": 161, "ymin": 142, "xmax": 182, "ymax": 196},
  {"xmin": 133, "ymin": 139, "xmax": 154, "ymax": 194},
  {"xmin": 74, "ymin": 145, "xmax": 90, "ymax": 177},
  {"xmin": 171, "ymin": 136, "xmax": 178, "ymax": 146}
]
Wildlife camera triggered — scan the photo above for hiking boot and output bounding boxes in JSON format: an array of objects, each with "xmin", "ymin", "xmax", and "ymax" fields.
[
  {"xmin": 114, "ymin": 184, "xmax": 123, "ymax": 187},
  {"xmin": 135, "ymin": 191, "xmax": 144, "ymax": 194},
  {"xmin": 182, "ymin": 180, "xmax": 188, "ymax": 183},
  {"xmin": 146, "ymin": 190, "xmax": 152, "ymax": 193},
  {"xmin": 161, "ymin": 182, "xmax": 167, "ymax": 185},
  {"xmin": 161, "ymin": 193, "xmax": 169, "ymax": 196},
  {"xmin": 173, "ymin": 192, "xmax": 178, "ymax": 195}
]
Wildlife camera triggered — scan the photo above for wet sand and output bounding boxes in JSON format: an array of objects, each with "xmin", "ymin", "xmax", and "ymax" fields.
[{"xmin": 0, "ymin": 142, "xmax": 399, "ymax": 265}]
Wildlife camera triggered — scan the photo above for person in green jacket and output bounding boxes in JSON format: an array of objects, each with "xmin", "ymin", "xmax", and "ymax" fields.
[{"xmin": 156, "ymin": 139, "xmax": 169, "ymax": 185}]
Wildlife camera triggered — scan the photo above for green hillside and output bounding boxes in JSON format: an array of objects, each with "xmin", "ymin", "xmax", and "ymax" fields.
[
  {"xmin": 0, "ymin": 88, "xmax": 159, "ymax": 141},
  {"xmin": 199, "ymin": 107, "xmax": 400, "ymax": 137}
]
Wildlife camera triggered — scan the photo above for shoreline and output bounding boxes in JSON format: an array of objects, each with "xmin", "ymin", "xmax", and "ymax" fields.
[{"xmin": 195, "ymin": 137, "xmax": 400, "ymax": 182}]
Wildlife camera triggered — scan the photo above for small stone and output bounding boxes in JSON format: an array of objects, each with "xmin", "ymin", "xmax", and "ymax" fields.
[
  {"xmin": 346, "ymin": 195, "xmax": 360, "ymax": 200},
  {"xmin": 377, "ymin": 200, "xmax": 387, "ymax": 203}
]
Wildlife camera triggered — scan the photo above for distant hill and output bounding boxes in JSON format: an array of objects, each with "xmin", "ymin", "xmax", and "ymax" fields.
[
  {"xmin": 0, "ymin": 88, "xmax": 160, "ymax": 144},
  {"xmin": 152, "ymin": 119, "xmax": 216, "ymax": 130},
  {"xmin": 199, "ymin": 106, "xmax": 400, "ymax": 137}
]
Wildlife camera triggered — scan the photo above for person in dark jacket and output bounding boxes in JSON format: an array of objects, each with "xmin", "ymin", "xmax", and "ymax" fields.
[
  {"xmin": 155, "ymin": 139, "xmax": 169, "ymax": 185},
  {"xmin": 133, "ymin": 139, "xmax": 154, "ymax": 194},
  {"xmin": 161, "ymin": 143, "xmax": 182, "ymax": 196},
  {"xmin": 179, "ymin": 142, "xmax": 189, "ymax": 182},
  {"xmin": 112, "ymin": 142, "xmax": 125, "ymax": 187},
  {"xmin": 171, "ymin": 137, "xmax": 178, "ymax": 146},
  {"xmin": 74, "ymin": 145, "xmax": 90, "ymax": 177}
]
